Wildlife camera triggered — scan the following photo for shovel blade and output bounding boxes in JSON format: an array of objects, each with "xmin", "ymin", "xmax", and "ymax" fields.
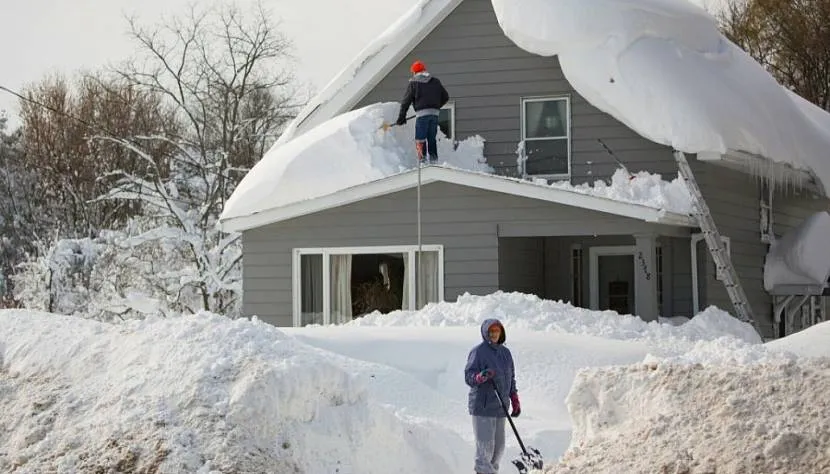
[{"xmin": 511, "ymin": 446, "xmax": 544, "ymax": 473}]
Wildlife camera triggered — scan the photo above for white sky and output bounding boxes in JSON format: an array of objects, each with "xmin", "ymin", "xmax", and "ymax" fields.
[
  {"xmin": 0, "ymin": 0, "xmax": 414, "ymax": 127},
  {"xmin": 0, "ymin": 0, "xmax": 723, "ymax": 129}
]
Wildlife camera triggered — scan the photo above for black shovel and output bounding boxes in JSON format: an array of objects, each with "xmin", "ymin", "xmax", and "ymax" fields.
[{"xmin": 492, "ymin": 381, "xmax": 544, "ymax": 473}]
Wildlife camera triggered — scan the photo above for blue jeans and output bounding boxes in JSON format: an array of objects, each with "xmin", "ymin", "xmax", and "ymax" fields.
[{"xmin": 414, "ymin": 114, "xmax": 439, "ymax": 162}]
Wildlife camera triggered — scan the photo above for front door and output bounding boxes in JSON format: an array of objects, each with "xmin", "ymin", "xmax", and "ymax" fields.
[{"xmin": 590, "ymin": 246, "xmax": 637, "ymax": 315}]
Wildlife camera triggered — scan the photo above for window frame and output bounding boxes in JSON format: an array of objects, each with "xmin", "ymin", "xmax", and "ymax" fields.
[
  {"xmin": 520, "ymin": 95, "xmax": 572, "ymax": 179},
  {"xmin": 440, "ymin": 102, "xmax": 455, "ymax": 140},
  {"xmin": 292, "ymin": 245, "xmax": 445, "ymax": 327}
]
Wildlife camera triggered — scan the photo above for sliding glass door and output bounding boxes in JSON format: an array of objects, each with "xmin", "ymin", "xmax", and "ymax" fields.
[{"xmin": 292, "ymin": 245, "xmax": 444, "ymax": 326}]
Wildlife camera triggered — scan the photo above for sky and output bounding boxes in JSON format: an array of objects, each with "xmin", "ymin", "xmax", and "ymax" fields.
[
  {"xmin": 0, "ymin": 0, "xmax": 724, "ymax": 129},
  {"xmin": 0, "ymin": 0, "xmax": 414, "ymax": 127}
]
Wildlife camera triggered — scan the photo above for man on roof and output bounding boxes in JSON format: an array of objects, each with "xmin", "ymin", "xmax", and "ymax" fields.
[
  {"xmin": 464, "ymin": 318, "xmax": 521, "ymax": 474},
  {"xmin": 396, "ymin": 60, "xmax": 450, "ymax": 164}
]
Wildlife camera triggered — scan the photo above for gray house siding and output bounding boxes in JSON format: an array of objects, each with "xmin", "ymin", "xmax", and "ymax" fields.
[
  {"xmin": 353, "ymin": 0, "xmax": 678, "ymax": 184},
  {"xmin": 242, "ymin": 181, "xmax": 687, "ymax": 326}
]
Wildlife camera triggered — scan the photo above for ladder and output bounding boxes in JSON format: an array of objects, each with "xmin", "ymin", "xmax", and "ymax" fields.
[{"xmin": 673, "ymin": 151, "xmax": 762, "ymax": 335}]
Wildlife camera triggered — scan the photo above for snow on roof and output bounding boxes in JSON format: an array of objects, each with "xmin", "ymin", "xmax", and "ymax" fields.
[
  {"xmin": 220, "ymin": 103, "xmax": 695, "ymax": 231},
  {"xmin": 763, "ymin": 211, "xmax": 830, "ymax": 292},
  {"xmin": 276, "ymin": 0, "xmax": 830, "ymax": 196}
]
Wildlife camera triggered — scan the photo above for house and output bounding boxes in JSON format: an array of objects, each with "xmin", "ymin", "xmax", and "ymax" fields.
[{"xmin": 219, "ymin": 0, "xmax": 830, "ymax": 338}]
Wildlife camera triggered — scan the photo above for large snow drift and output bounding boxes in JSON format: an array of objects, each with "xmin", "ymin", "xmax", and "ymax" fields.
[
  {"xmin": 764, "ymin": 211, "xmax": 830, "ymax": 291},
  {"xmin": 490, "ymin": 0, "xmax": 830, "ymax": 193},
  {"xmin": 222, "ymin": 102, "xmax": 489, "ymax": 222},
  {"xmin": 3, "ymin": 293, "xmax": 829, "ymax": 473},
  {"xmin": 0, "ymin": 311, "xmax": 466, "ymax": 473},
  {"xmin": 221, "ymin": 102, "xmax": 694, "ymax": 224},
  {"xmin": 546, "ymin": 359, "xmax": 830, "ymax": 474}
]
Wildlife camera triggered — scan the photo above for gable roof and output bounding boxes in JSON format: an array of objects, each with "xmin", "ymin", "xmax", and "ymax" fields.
[
  {"xmin": 275, "ymin": 0, "xmax": 830, "ymax": 196},
  {"xmin": 274, "ymin": 0, "xmax": 462, "ymax": 147},
  {"xmin": 220, "ymin": 166, "xmax": 696, "ymax": 232}
]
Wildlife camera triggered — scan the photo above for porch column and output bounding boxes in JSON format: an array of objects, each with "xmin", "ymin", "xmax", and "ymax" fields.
[{"xmin": 634, "ymin": 233, "xmax": 659, "ymax": 322}]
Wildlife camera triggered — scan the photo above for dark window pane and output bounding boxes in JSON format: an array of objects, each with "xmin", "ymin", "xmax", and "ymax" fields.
[
  {"xmin": 525, "ymin": 100, "xmax": 568, "ymax": 138},
  {"xmin": 439, "ymin": 108, "xmax": 453, "ymax": 138},
  {"xmin": 525, "ymin": 139, "xmax": 568, "ymax": 175}
]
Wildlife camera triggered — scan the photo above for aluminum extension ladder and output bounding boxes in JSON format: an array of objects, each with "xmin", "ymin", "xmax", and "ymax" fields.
[{"xmin": 674, "ymin": 151, "xmax": 762, "ymax": 335}]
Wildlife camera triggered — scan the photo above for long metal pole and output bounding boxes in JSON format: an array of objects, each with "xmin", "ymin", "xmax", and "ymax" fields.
[{"xmin": 416, "ymin": 159, "xmax": 422, "ymax": 310}]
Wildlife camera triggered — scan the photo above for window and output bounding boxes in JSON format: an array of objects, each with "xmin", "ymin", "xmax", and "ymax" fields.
[
  {"xmin": 521, "ymin": 97, "xmax": 571, "ymax": 177},
  {"xmin": 439, "ymin": 102, "xmax": 455, "ymax": 139},
  {"xmin": 292, "ymin": 245, "xmax": 444, "ymax": 326}
]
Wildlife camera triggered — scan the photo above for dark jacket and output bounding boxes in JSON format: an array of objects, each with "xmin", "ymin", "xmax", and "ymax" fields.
[
  {"xmin": 397, "ymin": 72, "xmax": 449, "ymax": 122},
  {"xmin": 464, "ymin": 318, "xmax": 517, "ymax": 417}
]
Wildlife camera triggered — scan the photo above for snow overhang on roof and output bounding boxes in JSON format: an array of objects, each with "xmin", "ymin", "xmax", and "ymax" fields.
[
  {"xmin": 219, "ymin": 166, "xmax": 696, "ymax": 233},
  {"xmin": 764, "ymin": 211, "xmax": 830, "ymax": 296},
  {"xmin": 276, "ymin": 0, "xmax": 830, "ymax": 198}
]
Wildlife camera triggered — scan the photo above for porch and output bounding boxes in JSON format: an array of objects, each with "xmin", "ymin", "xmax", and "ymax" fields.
[{"xmin": 498, "ymin": 234, "xmax": 698, "ymax": 320}]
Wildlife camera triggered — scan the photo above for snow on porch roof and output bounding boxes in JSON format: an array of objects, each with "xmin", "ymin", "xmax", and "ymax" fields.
[
  {"xmin": 220, "ymin": 166, "xmax": 696, "ymax": 232},
  {"xmin": 275, "ymin": 0, "xmax": 830, "ymax": 196}
]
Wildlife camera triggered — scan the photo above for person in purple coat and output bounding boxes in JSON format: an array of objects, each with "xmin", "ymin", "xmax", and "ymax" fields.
[{"xmin": 464, "ymin": 318, "xmax": 520, "ymax": 474}]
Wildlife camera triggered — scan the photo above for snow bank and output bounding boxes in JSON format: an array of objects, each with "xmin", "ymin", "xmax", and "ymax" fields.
[
  {"xmin": 764, "ymin": 211, "xmax": 830, "ymax": 291},
  {"xmin": 347, "ymin": 292, "xmax": 761, "ymax": 344},
  {"xmin": 0, "ymin": 310, "xmax": 466, "ymax": 473},
  {"xmin": 766, "ymin": 320, "xmax": 830, "ymax": 359},
  {"xmin": 545, "ymin": 360, "xmax": 830, "ymax": 474},
  {"xmin": 491, "ymin": 0, "xmax": 830, "ymax": 194},
  {"xmin": 221, "ymin": 102, "xmax": 489, "ymax": 221}
]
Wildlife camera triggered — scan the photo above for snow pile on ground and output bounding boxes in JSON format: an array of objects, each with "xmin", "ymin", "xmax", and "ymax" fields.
[
  {"xmin": 221, "ymin": 102, "xmax": 489, "ymax": 222},
  {"xmin": 764, "ymin": 211, "xmax": 830, "ymax": 290},
  {"xmin": 491, "ymin": 0, "xmax": 830, "ymax": 194},
  {"xmin": 348, "ymin": 291, "xmax": 761, "ymax": 345},
  {"xmin": 766, "ymin": 320, "xmax": 830, "ymax": 359},
  {"xmin": 549, "ymin": 168, "xmax": 693, "ymax": 215},
  {"xmin": 545, "ymin": 358, "xmax": 830, "ymax": 474},
  {"xmin": 0, "ymin": 310, "xmax": 467, "ymax": 473}
]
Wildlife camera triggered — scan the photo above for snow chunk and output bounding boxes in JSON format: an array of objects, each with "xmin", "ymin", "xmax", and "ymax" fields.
[
  {"xmin": 221, "ymin": 102, "xmax": 490, "ymax": 221},
  {"xmin": 347, "ymin": 292, "xmax": 761, "ymax": 344},
  {"xmin": 491, "ymin": 0, "xmax": 830, "ymax": 194},
  {"xmin": 549, "ymin": 168, "xmax": 693, "ymax": 215},
  {"xmin": 0, "ymin": 310, "xmax": 466, "ymax": 473},
  {"xmin": 764, "ymin": 211, "xmax": 830, "ymax": 291},
  {"xmin": 546, "ymin": 360, "xmax": 830, "ymax": 474}
]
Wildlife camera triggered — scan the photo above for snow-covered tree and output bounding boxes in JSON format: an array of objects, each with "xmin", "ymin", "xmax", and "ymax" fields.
[{"xmin": 92, "ymin": 2, "xmax": 301, "ymax": 317}]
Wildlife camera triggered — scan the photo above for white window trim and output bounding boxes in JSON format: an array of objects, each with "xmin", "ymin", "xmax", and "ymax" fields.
[
  {"xmin": 441, "ymin": 102, "xmax": 455, "ymax": 140},
  {"xmin": 520, "ymin": 95, "xmax": 572, "ymax": 179},
  {"xmin": 589, "ymin": 246, "xmax": 637, "ymax": 312},
  {"xmin": 292, "ymin": 245, "xmax": 445, "ymax": 327}
]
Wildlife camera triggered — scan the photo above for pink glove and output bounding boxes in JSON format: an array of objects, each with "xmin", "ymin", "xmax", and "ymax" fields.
[
  {"xmin": 474, "ymin": 368, "xmax": 495, "ymax": 384},
  {"xmin": 510, "ymin": 392, "xmax": 521, "ymax": 417}
]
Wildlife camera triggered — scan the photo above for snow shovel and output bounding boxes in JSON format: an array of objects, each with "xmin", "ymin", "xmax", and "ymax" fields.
[
  {"xmin": 492, "ymin": 381, "xmax": 544, "ymax": 474},
  {"xmin": 380, "ymin": 114, "xmax": 415, "ymax": 131}
]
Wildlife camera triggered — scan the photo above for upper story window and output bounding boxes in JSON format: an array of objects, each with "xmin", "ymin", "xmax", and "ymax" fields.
[
  {"xmin": 521, "ymin": 96, "xmax": 571, "ymax": 178},
  {"xmin": 439, "ymin": 102, "xmax": 455, "ymax": 139}
]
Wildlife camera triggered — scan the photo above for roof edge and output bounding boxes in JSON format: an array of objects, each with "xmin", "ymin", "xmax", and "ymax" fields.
[
  {"xmin": 219, "ymin": 166, "xmax": 696, "ymax": 232},
  {"xmin": 276, "ymin": 0, "xmax": 464, "ymax": 147}
]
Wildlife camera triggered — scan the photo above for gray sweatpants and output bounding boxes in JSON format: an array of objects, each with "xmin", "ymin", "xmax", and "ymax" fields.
[{"xmin": 472, "ymin": 415, "xmax": 506, "ymax": 473}]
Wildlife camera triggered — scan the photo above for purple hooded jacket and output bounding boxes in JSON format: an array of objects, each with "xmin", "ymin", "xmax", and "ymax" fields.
[{"xmin": 464, "ymin": 318, "xmax": 517, "ymax": 417}]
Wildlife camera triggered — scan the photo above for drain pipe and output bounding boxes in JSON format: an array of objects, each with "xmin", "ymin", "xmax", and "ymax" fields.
[{"xmin": 690, "ymin": 233, "xmax": 704, "ymax": 314}]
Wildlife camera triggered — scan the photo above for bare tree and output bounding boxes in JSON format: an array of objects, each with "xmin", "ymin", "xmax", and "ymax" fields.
[
  {"xmin": 96, "ymin": 2, "xmax": 303, "ymax": 315},
  {"xmin": 718, "ymin": 0, "xmax": 830, "ymax": 110},
  {"xmin": 18, "ymin": 73, "xmax": 178, "ymax": 237}
]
